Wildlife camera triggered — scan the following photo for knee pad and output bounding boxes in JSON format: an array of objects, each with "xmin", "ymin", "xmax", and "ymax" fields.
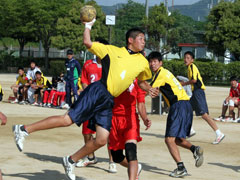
[
  {"xmin": 125, "ymin": 143, "xmax": 137, "ymax": 162},
  {"xmin": 111, "ymin": 150, "xmax": 125, "ymax": 163},
  {"xmin": 229, "ymin": 99, "xmax": 234, "ymax": 107}
]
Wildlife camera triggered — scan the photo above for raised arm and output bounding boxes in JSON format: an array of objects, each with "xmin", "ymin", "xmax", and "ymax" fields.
[{"xmin": 83, "ymin": 19, "xmax": 96, "ymax": 49}]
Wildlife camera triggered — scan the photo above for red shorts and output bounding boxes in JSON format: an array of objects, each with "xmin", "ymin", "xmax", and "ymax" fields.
[
  {"xmin": 108, "ymin": 113, "xmax": 142, "ymax": 151},
  {"xmin": 82, "ymin": 120, "xmax": 96, "ymax": 135}
]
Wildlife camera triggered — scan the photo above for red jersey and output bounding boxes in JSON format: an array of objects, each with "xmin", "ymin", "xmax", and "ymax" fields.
[
  {"xmin": 113, "ymin": 79, "xmax": 146, "ymax": 115},
  {"xmin": 81, "ymin": 59, "xmax": 102, "ymax": 85},
  {"xmin": 229, "ymin": 83, "xmax": 240, "ymax": 98}
]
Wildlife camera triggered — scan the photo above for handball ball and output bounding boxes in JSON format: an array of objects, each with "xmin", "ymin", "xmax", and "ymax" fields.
[{"xmin": 80, "ymin": 5, "xmax": 96, "ymax": 22}]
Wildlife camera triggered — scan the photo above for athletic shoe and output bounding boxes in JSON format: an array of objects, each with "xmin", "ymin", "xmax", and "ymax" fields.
[
  {"xmin": 214, "ymin": 116, "xmax": 224, "ymax": 121},
  {"xmin": 233, "ymin": 118, "xmax": 240, "ymax": 123},
  {"xmin": 11, "ymin": 99, "xmax": 18, "ymax": 104},
  {"xmin": 193, "ymin": 146, "xmax": 204, "ymax": 167},
  {"xmin": 75, "ymin": 156, "xmax": 97, "ymax": 167},
  {"xmin": 19, "ymin": 100, "xmax": 26, "ymax": 105},
  {"xmin": 187, "ymin": 129, "xmax": 196, "ymax": 138},
  {"xmin": 223, "ymin": 117, "xmax": 233, "ymax": 122},
  {"xmin": 31, "ymin": 102, "xmax": 39, "ymax": 106},
  {"xmin": 212, "ymin": 133, "xmax": 225, "ymax": 144},
  {"xmin": 169, "ymin": 168, "xmax": 188, "ymax": 178},
  {"xmin": 62, "ymin": 156, "xmax": 76, "ymax": 180},
  {"xmin": 136, "ymin": 163, "xmax": 142, "ymax": 180},
  {"xmin": 12, "ymin": 125, "xmax": 29, "ymax": 152},
  {"xmin": 62, "ymin": 103, "xmax": 70, "ymax": 109},
  {"xmin": 109, "ymin": 162, "xmax": 117, "ymax": 173},
  {"xmin": 47, "ymin": 103, "xmax": 52, "ymax": 108}
]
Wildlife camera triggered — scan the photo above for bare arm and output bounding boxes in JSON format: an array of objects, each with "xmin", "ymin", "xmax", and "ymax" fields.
[
  {"xmin": 82, "ymin": 83, "xmax": 88, "ymax": 90},
  {"xmin": 83, "ymin": 19, "xmax": 96, "ymax": 49},
  {"xmin": 137, "ymin": 102, "xmax": 151, "ymax": 130},
  {"xmin": 138, "ymin": 80, "xmax": 159, "ymax": 98},
  {"xmin": 0, "ymin": 112, "xmax": 7, "ymax": 125},
  {"xmin": 181, "ymin": 79, "xmax": 197, "ymax": 86}
]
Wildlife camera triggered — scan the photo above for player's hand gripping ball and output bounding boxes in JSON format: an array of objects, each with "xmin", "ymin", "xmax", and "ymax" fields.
[{"xmin": 80, "ymin": 5, "xmax": 96, "ymax": 22}]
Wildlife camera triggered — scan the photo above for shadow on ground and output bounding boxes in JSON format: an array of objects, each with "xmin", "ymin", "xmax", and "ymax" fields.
[
  {"xmin": 208, "ymin": 162, "xmax": 240, "ymax": 172},
  {"xmin": 3, "ymin": 169, "xmax": 87, "ymax": 180}
]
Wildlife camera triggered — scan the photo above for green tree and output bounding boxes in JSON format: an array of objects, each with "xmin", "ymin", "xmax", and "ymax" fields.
[
  {"xmin": 205, "ymin": 0, "xmax": 240, "ymax": 60},
  {"xmin": 144, "ymin": 3, "xmax": 174, "ymax": 53},
  {"xmin": 52, "ymin": 0, "xmax": 108, "ymax": 53},
  {"xmin": 113, "ymin": 0, "xmax": 145, "ymax": 47},
  {"xmin": 31, "ymin": 0, "xmax": 72, "ymax": 73},
  {"xmin": 0, "ymin": 0, "xmax": 36, "ymax": 57}
]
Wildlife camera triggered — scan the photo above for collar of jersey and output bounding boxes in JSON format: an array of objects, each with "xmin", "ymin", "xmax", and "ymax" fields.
[
  {"xmin": 125, "ymin": 47, "xmax": 143, "ymax": 55},
  {"xmin": 150, "ymin": 67, "xmax": 163, "ymax": 86}
]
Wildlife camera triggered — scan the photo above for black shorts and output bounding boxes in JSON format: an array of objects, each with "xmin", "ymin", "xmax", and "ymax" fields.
[
  {"xmin": 68, "ymin": 81, "xmax": 114, "ymax": 132},
  {"xmin": 18, "ymin": 86, "xmax": 24, "ymax": 95},
  {"xmin": 190, "ymin": 89, "xmax": 209, "ymax": 116},
  {"xmin": 34, "ymin": 88, "xmax": 43, "ymax": 94}
]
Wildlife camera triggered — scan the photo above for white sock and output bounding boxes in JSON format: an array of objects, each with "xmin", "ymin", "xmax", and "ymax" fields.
[{"xmin": 215, "ymin": 129, "xmax": 221, "ymax": 136}]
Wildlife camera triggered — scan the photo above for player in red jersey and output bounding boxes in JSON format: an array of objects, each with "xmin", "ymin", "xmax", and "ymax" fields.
[
  {"xmin": 75, "ymin": 39, "xmax": 117, "ymax": 173},
  {"xmin": 109, "ymin": 79, "xmax": 151, "ymax": 180},
  {"xmin": 214, "ymin": 76, "xmax": 240, "ymax": 122}
]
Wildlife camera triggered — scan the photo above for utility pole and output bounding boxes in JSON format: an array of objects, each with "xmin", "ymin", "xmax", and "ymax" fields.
[{"xmin": 145, "ymin": 0, "xmax": 149, "ymax": 40}]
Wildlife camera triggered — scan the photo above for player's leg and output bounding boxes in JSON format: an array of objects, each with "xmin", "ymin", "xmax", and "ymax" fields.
[
  {"xmin": 13, "ymin": 113, "xmax": 73, "ymax": 152},
  {"xmin": 42, "ymin": 90, "xmax": 49, "ymax": 105},
  {"xmin": 107, "ymin": 144, "xmax": 117, "ymax": 173},
  {"xmin": 125, "ymin": 140, "xmax": 139, "ymax": 180},
  {"xmin": 65, "ymin": 81, "xmax": 71, "ymax": 106},
  {"xmin": 72, "ymin": 79, "xmax": 79, "ymax": 103}
]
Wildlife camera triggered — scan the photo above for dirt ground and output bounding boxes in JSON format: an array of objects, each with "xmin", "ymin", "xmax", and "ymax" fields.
[{"xmin": 0, "ymin": 73, "xmax": 239, "ymax": 180}]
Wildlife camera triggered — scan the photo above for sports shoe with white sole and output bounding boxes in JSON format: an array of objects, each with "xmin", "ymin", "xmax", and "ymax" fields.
[
  {"xmin": 62, "ymin": 156, "xmax": 76, "ymax": 180},
  {"xmin": 75, "ymin": 156, "xmax": 97, "ymax": 167},
  {"xmin": 193, "ymin": 146, "xmax": 204, "ymax": 167},
  {"xmin": 212, "ymin": 133, "xmax": 225, "ymax": 144},
  {"xmin": 12, "ymin": 125, "xmax": 29, "ymax": 152},
  {"xmin": 62, "ymin": 103, "xmax": 70, "ymax": 109},
  {"xmin": 136, "ymin": 163, "xmax": 142, "ymax": 180},
  {"xmin": 11, "ymin": 99, "xmax": 18, "ymax": 104},
  {"xmin": 214, "ymin": 116, "xmax": 224, "ymax": 121},
  {"xmin": 169, "ymin": 168, "xmax": 188, "ymax": 178},
  {"xmin": 109, "ymin": 162, "xmax": 117, "ymax": 173},
  {"xmin": 223, "ymin": 117, "xmax": 233, "ymax": 122}
]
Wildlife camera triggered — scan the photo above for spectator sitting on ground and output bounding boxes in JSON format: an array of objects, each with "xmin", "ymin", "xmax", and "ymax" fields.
[
  {"xmin": 11, "ymin": 67, "xmax": 28, "ymax": 104},
  {"xmin": 0, "ymin": 83, "xmax": 3, "ymax": 102},
  {"xmin": 214, "ymin": 76, "xmax": 240, "ymax": 122},
  {"xmin": 42, "ymin": 76, "xmax": 58, "ymax": 107},
  {"xmin": 51, "ymin": 73, "xmax": 66, "ymax": 108},
  {"xmin": 26, "ymin": 60, "xmax": 41, "ymax": 104},
  {"xmin": 31, "ymin": 71, "xmax": 52, "ymax": 106}
]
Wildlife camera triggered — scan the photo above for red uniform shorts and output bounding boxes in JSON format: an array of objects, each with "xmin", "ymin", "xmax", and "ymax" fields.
[
  {"xmin": 108, "ymin": 113, "xmax": 142, "ymax": 151},
  {"xmin": 82, "ymin": 120, "xmax": 96, "ymax": 135}
]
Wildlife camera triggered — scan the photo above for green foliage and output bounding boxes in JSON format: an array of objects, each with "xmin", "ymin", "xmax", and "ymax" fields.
[
  {"xmin": 52, "ymin": 0, "xmax": 108, "ymax": 52},
  {"xmin": 226, "ymin": 62, "xmax": 240, "ymax": 78},
  {"xmin": 205, "ymin": 1, "xmax": 240, "ymax": 60},
  {"xmin": 49, "ymin": 60, "xmax": 66, "ymax": 76},
  {"xmin": 113, "ymin": 0, "xmax": 145, "ymax": 46},
  {"xmin": 163, "ymin": 60, "xmax": 187, "ymax": 77}
]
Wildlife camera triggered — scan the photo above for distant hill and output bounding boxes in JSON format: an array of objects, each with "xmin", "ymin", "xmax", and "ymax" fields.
[{"xmin": 100, "ymin": 0, "xmax": 233, "ymax": 21}]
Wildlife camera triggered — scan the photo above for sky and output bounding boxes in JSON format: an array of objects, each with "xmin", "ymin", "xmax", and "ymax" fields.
[{"xmin": 94, "ymin": 0, "xmax": 201, "ymax": 6}]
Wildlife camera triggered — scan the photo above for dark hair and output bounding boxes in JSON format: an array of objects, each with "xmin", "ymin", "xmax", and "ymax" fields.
[
  {"xmin": 30, "ymin": 60, "xmax": 36, "ymax": 64},
  {"xmin": 184, "ymin": 51, "xmax": 195, "ymax": 59},
  {"xmin": 67, "ymin": 49, "xmax": 74, "ymax": 55},
  {"xmin": 147, "ymin": 51, "xmax": 163, "ymax": 62},
  {"xmin": 35, "ymin": 71, "xmax": 42, "ymax": 75},
  {"xmin": 18, "ymin": 67, "xmax": 24, "ymax": 71},
  {"xmin": 230, "ymin": 76, "xmax": 238, "ymax": 82},
  {"xmin": 126, "ymin": 28, "xmax": 145, "ymax": 45},
  {"xmin": 95, "ymin": 37, "xmax": 109, "ymax": 45}
]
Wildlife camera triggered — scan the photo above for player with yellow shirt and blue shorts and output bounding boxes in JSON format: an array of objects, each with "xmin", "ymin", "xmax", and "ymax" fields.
[
  {"xmin": 148, "ymin": 51, "xmax": 204, "ymax": 178},
  {"xmin": 12, "ymin": 17, "xmax": 158, "ymax": 180},
  {"xmin": 182, "ymin": 51, "xmax": 225, "ymax": 144}
]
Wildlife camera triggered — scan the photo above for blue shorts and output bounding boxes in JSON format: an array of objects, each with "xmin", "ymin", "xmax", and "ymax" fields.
[
  {"xmin": 68, "ymin": 81, "xmax": 114, "ymax": 132},
  {"xmin": 190, "ymin": 89, "xmax": 209, "ymax": 116},
  {"xmin": 165, "ymin": 101, "xmax": 193, "ymax": 138}
]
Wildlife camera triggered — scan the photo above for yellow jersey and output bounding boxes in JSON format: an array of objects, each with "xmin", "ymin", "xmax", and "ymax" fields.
[
  {"xmin": 151, "ymin": 67, "xmax": 189, "ymax": 107},
  {"xmin": 187, "ymin": 63, "xmax": 206, "ymax": 91},
  {"xmin": 88, "ymin": 42, "xmax": 152, "ymax": 97},
  {"xmin": 0, "ymin": 84, "xmax": 3, "ymax": 95},
  {"xmin": 77, "ymin": 77, "xmax": 83, "ymax": 90},
  {"xmin": 16, "ymin": 73, "xmax": 27, "ymax": 85},
  {"xmin": 36, "ymin": 76, "xmax": 52, "ymax": 89}
]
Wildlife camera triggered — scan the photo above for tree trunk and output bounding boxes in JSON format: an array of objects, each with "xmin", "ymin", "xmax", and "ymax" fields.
[
  {"xmin": 44, "ymin": 47, "xmax": 49, "ymax": 74},
  {"xmin": 18, "ymin": 38, "xmax": 26, "ymax": 58}
]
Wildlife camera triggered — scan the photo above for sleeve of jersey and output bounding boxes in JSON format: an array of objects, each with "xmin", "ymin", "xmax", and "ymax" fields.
[
  {"xmin": 151, "ymin": 74, "xmax": 164, "ymax": 88},
  {"xmin": 16, "ymin": 78, "xmax": 20, "ymax": 85},
  {"xmin": 88, "ymin": 42, "xmax": 108, "ymax": 59},
  {"xmin": 81, "ymin": 65, "xmax": 89, "ymax": 85},
  {"xmin": 229, "ymin": 89, "xmax": 233, "ymax": 97},
  {"xmin": 137, "ymin": 63, "xmax": 152, "ymax": 81},
  {"xmin": 192, "ymin": 64, "xmax": 199, "ymax": 80}
]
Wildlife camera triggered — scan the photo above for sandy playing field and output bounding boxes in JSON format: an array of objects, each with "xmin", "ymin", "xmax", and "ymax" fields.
[{"xmin": 0, "ymin": 73, "xmax": 239, "ymax": 180}]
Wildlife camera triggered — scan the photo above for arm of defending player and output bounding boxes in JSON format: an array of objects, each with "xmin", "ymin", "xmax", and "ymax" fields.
[{"xmin": 138, "ymin": 80, "xmax": 159, "ymax": 98}]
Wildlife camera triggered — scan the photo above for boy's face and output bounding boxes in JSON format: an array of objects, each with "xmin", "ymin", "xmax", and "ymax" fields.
[
  {"xmin": 230, "ymin": 80, "xmax": 237, "ymax": 88},
  {"xmin": 67, "ymin": 54, "xmax": 73, "ymax": 60},
  {"xmin": 30, "ymin": 62, "xmax": 36, "ymax": 69},
  {"xmin": 18, "ymin": 69, "xmax": 24, "ymax": 76},
  {"xmin": 149, "ymin": 58, "xmax": 162, "ymax": 73},
  {"xmin": 36, "ymin": 74, "xmax": 42, "ymax": 80},
  {"xmin": 128, "ymin": 33, "xmax": 145, "ymax": 52},
  {"xmin": 184, "ymin": 54, "xmax": 193, "ymax": 66}
]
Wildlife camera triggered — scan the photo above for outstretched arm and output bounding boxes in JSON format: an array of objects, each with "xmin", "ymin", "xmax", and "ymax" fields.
[
  {"xmin": 138, "ymin": 80, "xmax": 159, "ymax": 98},
  {"xmin": 0, "ymin": 112, "xmax": 7, "ymax": 125},
  {"xmin": 83, "ymin": 19, "xmax": 96, "ymax": 49}
]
